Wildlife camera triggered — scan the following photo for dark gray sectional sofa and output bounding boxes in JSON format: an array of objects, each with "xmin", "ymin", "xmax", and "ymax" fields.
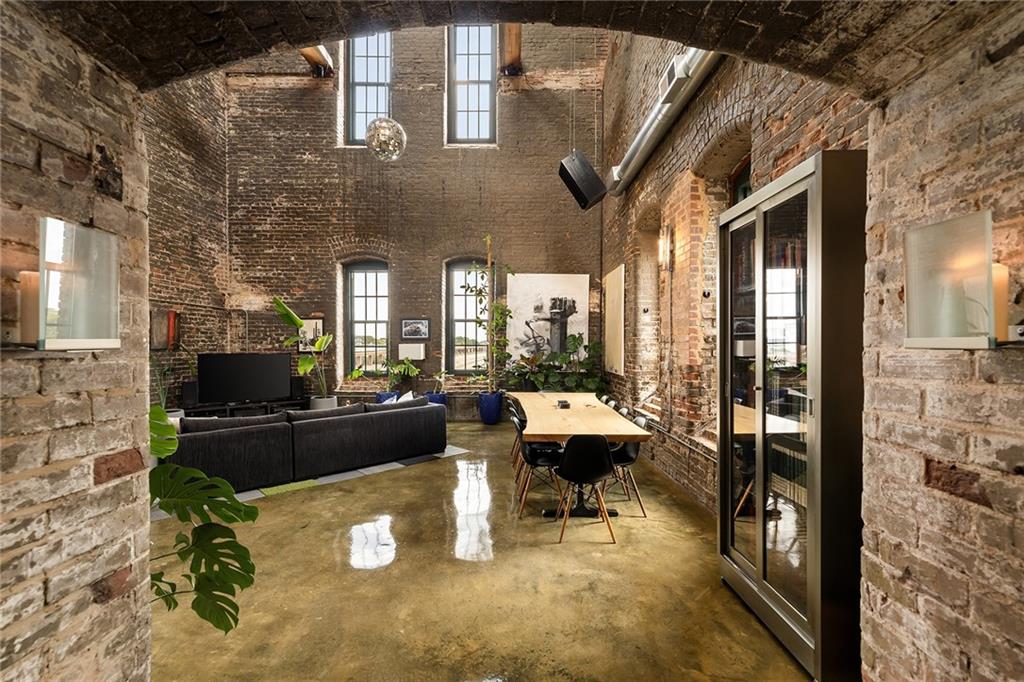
[{"xmin": 170, "ymin": 398, "xmax": 447, "ymax": 492}]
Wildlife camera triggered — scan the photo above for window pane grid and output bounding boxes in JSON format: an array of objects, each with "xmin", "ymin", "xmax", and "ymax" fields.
[
  {"xmin": 448, "ymin": 263, "xmax": 489, "ymax": 373},
  {"xmin": 349, "ymin": 265, "xmax": 389, "ymax": 374},
  {"xmin": 347, "ymin": 33, "xmax": 392, "ymax": 144},
  {"xmin": 448, "ymin": 25, "xmax": 496, "ymax": 143}
]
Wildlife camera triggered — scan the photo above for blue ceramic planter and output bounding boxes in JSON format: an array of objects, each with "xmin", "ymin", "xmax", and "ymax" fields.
[
  {"xmin": 425, "ymin": 392, "xmax": 448, "ymax": 406},
  {"xmin": 375, "ymin": 391, "xmax": 400, "ymax": 403},
  {"xmin": 477, "ymin": 392, "xmax": 503, "ymax": 425}
]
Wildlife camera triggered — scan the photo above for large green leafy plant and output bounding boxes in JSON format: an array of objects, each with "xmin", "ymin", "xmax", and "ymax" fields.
[
  {"xmin": 149, "ymin": 405, "xmax": 259, "ymax": 633},
  {"xmin": 273, "ymin": 297, "xmax": 333, "ymax": 398},
  {"xmin": 509, "ymin": 333, "xmax": 606, "ymax": 393},
  {"xmin": 386, "ymin": 357, "xmax": 421, "ymax": 391}
]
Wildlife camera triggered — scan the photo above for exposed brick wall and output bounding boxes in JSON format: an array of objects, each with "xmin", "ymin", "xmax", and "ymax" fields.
[
  {"xmin": 600, "ymin": 34, "xmax": 869, "ymax": 509},
  {"xmin": 0, "ymin": 3, "xmax": 150, "ymax": 679},
  {"xmin": 143, "ymin": 73, "xmax": 230, "ymax": 408},
  {"xmin": 222, "ymin": 25, "xmax": 607, "ymax": 396},
  {"xmin": 859, "ymin": 9, "xmax": 1024, "ymax": 680}
]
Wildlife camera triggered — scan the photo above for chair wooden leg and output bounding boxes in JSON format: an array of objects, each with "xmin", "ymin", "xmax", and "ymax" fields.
[
  {"xmin": 733, "ymin": 480, "xmax": 754, "ymax": 519},
  {"xmin": 516, "ymin": 465, "xmax": 531, "ymax": 501},
  {"xmin": 558, "ymin": 485, "xmax": 575, "ymax": 543},
  {"xmin": 517, "ymin": 469, "xmax": 533, "ymax": 518},
  {"xmin": 555, "ymin": 482, "xmax": 571, "ymax": 520},
  {"xmin": 627, "ymin": 468, "xmax": 647, "ymax": 518},
  {"xmin": 595, "ymin": 487, "xmax": 616, "ymax": 544},
  {"xmin": 509, "ymin": 433, "xmax": 520, "ymax": 463}
]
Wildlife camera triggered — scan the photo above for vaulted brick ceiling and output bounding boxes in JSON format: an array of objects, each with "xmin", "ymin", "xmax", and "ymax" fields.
[{"xmin": 28, "ymin": 1, "xmax": 1002, "ymax": 98}]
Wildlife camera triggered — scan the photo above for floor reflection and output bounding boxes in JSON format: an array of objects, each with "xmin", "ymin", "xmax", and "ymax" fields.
[
  {"xmin": 453, "ymin": 459, "xmax": 493, "ymax": 562},
  {"xmin": 348, "ymin": 515, "xmax": 396, "ymax": 570}
]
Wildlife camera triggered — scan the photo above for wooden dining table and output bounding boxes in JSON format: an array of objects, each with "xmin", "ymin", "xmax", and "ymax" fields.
[{"xmin": 507, "ymin": 392, "xmax": 652, "ymax": 518}]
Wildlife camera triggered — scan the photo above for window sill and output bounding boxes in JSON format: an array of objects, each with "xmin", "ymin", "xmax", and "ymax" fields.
[
  {"xmin": 336, "ymin": 143, "xmax": 367, "ymax": 150},
  {"xmin": 443, "ymin": 143, "xmax": 500, "ymax": 150}
]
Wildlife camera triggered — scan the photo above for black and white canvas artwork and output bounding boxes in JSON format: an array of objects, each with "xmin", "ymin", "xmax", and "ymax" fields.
[
  {"xmin": 299, "ymin": 318, "xmax": 324, "ymax": 352},
  {"xmin": 506, "ymin": 273, "xmax": 589, "ymax": 359},
  {"xmin": 401, "ymin": 319, "xmax": 429, "ymax": 339}
]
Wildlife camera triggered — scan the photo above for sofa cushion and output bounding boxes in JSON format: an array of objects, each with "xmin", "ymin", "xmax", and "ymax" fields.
[
  {"xmin": 180, "ymin": 412, "xmax": 287, "ymax": 434},
  {"xmin": 286, "ymin": 403, "xmax": 365, "ymax": 422},
  {"xmin": 365, "ymin": 396, "xmax": 429, "ymax": 412},
  {"xmin": 398, "ymin": 391, "xmax": 416, "ymax": 402}
]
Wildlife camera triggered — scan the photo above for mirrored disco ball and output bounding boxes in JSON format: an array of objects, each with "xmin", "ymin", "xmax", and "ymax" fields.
[{"xmin": 365, "ymin": 117, "xmax": 407, "ymax": 161}]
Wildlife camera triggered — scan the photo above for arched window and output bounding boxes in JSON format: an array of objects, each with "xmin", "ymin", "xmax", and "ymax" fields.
[
  {"xmin": 345, "ymin": 261, "xmax": 389, "ymax": 373},
  {"xmin": 446, "ymin": 260, "xmax": 488, "ymax": 373}
]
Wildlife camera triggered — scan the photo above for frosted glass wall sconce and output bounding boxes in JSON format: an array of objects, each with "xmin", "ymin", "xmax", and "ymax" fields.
[{"xmin": 904, "ymin": 210, "xmax": 1008, "ymax": 349}]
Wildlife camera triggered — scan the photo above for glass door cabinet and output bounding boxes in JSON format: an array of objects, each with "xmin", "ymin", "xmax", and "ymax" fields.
[{"xmin": 717, "ymin": 151, "xmax": 867, "ymax": 681}]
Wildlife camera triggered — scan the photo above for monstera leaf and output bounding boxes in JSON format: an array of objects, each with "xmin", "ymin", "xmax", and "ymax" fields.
[
  {"xmin": 177, "ymin": 523, "xmax": 256, "ymax": 591},
  {"xmin": 190, "ymin": 572, "xmax": 241, "ymax": 634},
  {"xmin": 150, "ymin": 463, "xmax": 259, "ymax": 525},
  {"xmin": 150, "ymin": 571, "xmax": 179, "ymax": 610},
  {"xmin": 272, "ymin": 296, "xmax": 303, "ymax": 330},
  {"xmin": 149, "ymin": 404, "xmax": 179, "ymax": 460}
]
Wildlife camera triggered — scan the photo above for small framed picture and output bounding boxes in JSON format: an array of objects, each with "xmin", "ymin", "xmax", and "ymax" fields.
[
  {"xmin": 401, "ymin": 319, "xmax": 429, "ymax": 339},
  {"xmin": 300, "ymin": 318, "xmax": 324, "ymax": 352}
]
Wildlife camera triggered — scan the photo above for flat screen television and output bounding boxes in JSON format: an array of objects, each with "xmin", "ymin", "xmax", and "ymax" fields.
[{"xmin": 197, "ymin": 353, "xmax": 291, "ymax": 404}]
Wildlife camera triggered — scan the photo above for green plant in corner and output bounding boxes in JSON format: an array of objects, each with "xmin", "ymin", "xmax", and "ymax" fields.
[
  {"xmin": 148, "ymin": 404, "xmax": 259, "ymax": 634},
  {"xmin": 272, "ymin": 297, "xmax": 334, "ymax": 399},
  {"xmin": 153, "ymin": 358, "xmax": 173, "ymax": 409},
  {"xmin": 345, "ymin": 366, "xmax": 365, "ymax": 382}
]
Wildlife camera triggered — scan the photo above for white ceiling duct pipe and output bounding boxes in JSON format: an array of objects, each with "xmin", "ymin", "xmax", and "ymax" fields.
[{"xmin": 606, "ymin": 48, "xmax": 721, "ymax": 196}]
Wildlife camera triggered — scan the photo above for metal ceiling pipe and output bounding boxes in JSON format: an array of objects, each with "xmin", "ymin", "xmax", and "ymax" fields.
[{"xmin": 606, "ymin": 48, "xmax": 721, "ymax": 196}]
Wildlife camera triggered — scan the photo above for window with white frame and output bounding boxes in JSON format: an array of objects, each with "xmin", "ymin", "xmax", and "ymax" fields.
[
  {"xmin": 345, "ymin": 33, "xmax": 392, "ymax": 145},
  {"xmin": 346, "ymin": 262, "xmax": 389, "ymax": 373},
  {"xmin": 447, "ymin": 25, "xmax": 497, "ymax": 144}
]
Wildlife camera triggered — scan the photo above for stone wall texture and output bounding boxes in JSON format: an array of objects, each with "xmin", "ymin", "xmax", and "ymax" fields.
[
  {"xmin": 858, "ymin": 10, "xmax": 1024, "ymax": 681},
  {"xmin": 0, "ymin": 3, "xmax": 151, "ymax": 680},
  {"xmin": 143, "ymin": 73, "xmax": 230, "ymax": 407},
  {"xmin": 600, "ymin": 34, "xmax": 869, "ymax": 509}
]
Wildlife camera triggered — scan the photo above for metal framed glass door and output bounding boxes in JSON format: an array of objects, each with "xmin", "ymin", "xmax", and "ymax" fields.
[
  {"xmin": 719, "ymin": 176, "xmax": 814, "ymax": 664},
  {"xmin": 723, "ymin": 215, "xmax": 758, "ymax": 575}
]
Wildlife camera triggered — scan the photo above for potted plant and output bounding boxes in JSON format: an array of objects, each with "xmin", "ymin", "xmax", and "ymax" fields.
[
  {"xmin": 462, "ymin": 235, "xmax": 513, "ymax": 425},
  {"xmin": 153, "ymin": 358, "xmax": 185, "ymax": 419},
  {"xmin": 425, "ymin": 370, "xmax": 450, "ymax": 405},
  {"xmin": 377, "ymin": 357, "xmax": 420, "ymax": 402},
  {"xmin": 272, "ymin": 297, "xmax": 336, "ymax": 409}
]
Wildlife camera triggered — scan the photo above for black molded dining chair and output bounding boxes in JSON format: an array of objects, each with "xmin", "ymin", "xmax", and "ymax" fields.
[
  {"xmin": 512, "ymin": 415, "xmax": 562, "ymax": 517},
  {"xmin": 610, "ymin": 415, "xmax": 649, "ymax": 517},
  {"xmin": 554, "ymin": 435, "xmax": 617, "ymax": 543}
]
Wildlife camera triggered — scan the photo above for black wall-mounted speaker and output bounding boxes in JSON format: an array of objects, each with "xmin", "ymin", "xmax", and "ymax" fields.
[
  {"xmin": 290, "ymin": 376, "xmax": 306, "ymax": 400},
  {"xmin": 559, "ymin": 149, "xmax": 607, "ymax": 210}
]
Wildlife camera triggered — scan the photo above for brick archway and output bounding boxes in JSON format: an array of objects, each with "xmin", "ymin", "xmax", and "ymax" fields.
[{"xmin": 30, "ymin": 2, "xmax": 1004, "ymax": 98}]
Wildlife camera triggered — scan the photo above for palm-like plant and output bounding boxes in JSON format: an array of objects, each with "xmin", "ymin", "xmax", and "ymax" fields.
[
  {"xmin": 272, "ymin": 297, "xmax": 333, "ymax": 398},
  {"xmin": 148, "ymin": 405, "xmax": 259, "ymax": 633}
]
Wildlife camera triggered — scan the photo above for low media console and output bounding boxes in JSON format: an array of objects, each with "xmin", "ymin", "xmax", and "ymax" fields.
[{"xmin": 182, "ymin": 398, "xmax": 307, "ymax": 418}]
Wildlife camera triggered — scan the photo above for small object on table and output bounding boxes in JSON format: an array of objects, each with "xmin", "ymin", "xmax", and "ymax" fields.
[{"xmin": 557, "ymin": 400, "xmax": 570, "ymax": 409}]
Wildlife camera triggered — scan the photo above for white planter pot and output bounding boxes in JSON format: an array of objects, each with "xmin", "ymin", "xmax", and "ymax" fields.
[
  {"xmin": 310, "ymin": 396, "xmax": 338, "ymax": 410},
  {"xmin": 165, "ymin": 408, "xmax": 185, "ymax": 419}
]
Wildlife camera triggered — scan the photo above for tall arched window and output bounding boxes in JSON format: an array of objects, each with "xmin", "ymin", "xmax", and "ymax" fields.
[
  {"xmin": 345, "ymin": 261, "xmax": 389, "ymax": 373},
  {"xmin": 446, "ymin": 260, "xmax": 488, "ymax": 373}
]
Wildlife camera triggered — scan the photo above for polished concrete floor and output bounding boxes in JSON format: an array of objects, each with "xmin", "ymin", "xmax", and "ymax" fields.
[{"xmin": 151, "ymin": 423, "xmax": 808, "ymax": 681}]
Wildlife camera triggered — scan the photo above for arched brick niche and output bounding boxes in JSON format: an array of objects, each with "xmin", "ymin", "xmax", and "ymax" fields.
[{"xmin": 28, "ymin": 1, "xmax": 1006, "ymax": 100}]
